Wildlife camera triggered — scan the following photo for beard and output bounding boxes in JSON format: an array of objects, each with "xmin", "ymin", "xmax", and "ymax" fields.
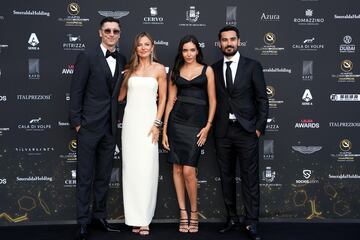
[{"xmin": 221, "ymin": 45, "xmax": 238, "ymax": 57}]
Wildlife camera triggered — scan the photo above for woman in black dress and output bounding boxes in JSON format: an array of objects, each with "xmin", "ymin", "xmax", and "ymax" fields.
[{"xmin": 162, "ymin": 35, "xmax": 216, "ymax": 233}]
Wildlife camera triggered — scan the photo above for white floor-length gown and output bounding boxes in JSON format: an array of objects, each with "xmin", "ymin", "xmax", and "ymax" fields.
[{"xmin": 122, "ymin": 76, "xmax": 159, "ymax": 226}]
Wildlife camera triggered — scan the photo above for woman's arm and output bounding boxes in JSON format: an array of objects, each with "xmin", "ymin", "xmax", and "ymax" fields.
[
  {"xmin": 118, "ymin": 79, "xmax": 128, "ymax": 102},
  {"xmin": 196, "ymin": 66, "xmax": 216, "ymax": 147},
  {"xmin": 206, "ymin": 66, "xmax": 216, "ymax": 128},
  {"xmin": 156, "ymin": 65, "xmax": 167, "ymax": 121},
  {"xmin": 162, "ymin": 72, "xmax": 178, "ymax": 150}
]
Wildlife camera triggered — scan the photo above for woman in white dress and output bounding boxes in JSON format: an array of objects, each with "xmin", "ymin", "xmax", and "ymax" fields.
[{"xmin": 118, "ymin": 32, "xmax": 167, "ymax": 235}]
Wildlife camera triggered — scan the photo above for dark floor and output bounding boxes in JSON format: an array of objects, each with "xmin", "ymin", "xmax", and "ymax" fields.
[{"xmin": 0, "ymin": 222, "xmax": 359, "ymax": 240}]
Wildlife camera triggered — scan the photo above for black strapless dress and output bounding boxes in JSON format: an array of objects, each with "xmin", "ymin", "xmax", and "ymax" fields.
[{"xmin": 167, "ymin": 65, "xmax": 208, "ymax": 167}]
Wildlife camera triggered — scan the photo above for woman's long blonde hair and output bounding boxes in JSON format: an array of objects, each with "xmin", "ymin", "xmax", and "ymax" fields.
[{"xmin": 123, "ymin": 32, "xmax": 159, "ymax": 86}]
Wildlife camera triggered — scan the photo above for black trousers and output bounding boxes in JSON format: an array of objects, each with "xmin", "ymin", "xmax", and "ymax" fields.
[
  {"xmin": 215, "ymin": 121, "xmax": 260, "ymax": 225},
  {"xmin": 76, "ymin": 125, "xmax": 116, "ymax": 224}
]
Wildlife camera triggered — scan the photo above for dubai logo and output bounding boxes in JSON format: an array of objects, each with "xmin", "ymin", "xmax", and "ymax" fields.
[
  {"xmin": 341, "ymin": 60, "xmax": 353, "ymax": 72},
  {"xmin": 186, "ymin": 6, "xmax": 200, "ymax": 23},
  {"xmin": 98, "ymin": 10, "xmax": 129, "ymax": 19},
  {"xmin": 266, "ymin": 86, "xmax": 275, "ymax": 98},
  {"xmin": 264, "ymin": 32, "xmax": 276, "ymax": 45},
  {"xmin": 68, "ymin": 139, "xmax": 77, "ymax": 152},
  {"xmin": 68, "ymin": 2, "xmax": 80, "ymax": 16},
  {"xmin": 339, "ymin": 139, "xmax": 351, "ymax": 151},
  {"xmin": 340, "ymin": 35, "xmax": 355, "ymax": 53},
  {"xmin": 343, "ymin": 35, "xmax": 352, "ymax": 44}
]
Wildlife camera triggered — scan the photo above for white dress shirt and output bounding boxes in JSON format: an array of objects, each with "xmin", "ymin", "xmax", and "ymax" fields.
[
  {"xmin": 100, "ymin": 44, "xmax": 116, "ymax": 77},
  {"xmin": 223, "ymin": 51, "xmax": 240, "ymax": 119}
]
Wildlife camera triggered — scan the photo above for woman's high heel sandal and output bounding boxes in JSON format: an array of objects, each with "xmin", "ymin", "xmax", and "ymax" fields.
[
  {"xmin": 189, "ymin": 210, "xmax": 199, "ymax": 233},
  {"xmin": 179, "ymin": 209, "xmax": 189, "ymax": 233}
]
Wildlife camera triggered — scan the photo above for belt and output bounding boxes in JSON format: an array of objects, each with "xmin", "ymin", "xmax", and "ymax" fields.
[
  {"xmin": 229, "ymin": 119, "xmax": 238, "ymax": 123},
  {"xmin": 177, "ymin": 96, "xmax": 206, "ymax": 105}
]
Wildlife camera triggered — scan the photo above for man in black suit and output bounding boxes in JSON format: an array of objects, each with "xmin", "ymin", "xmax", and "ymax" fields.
[
  {"xmin": 212, "ymin": 26, "xmax": 268, "ymax": 240},
  {"xmin": 69, "ymin": 17, "xmax": 126, "ymax": 240}
]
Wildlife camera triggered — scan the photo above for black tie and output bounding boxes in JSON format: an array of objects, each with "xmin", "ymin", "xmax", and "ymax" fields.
[
  {"xmin": 105, "ymin": 50, "xmax": 118, "ymax": 59},
  {"xmin": 225, "ymin": 61, "xmax": 233, "ymax": 93}
]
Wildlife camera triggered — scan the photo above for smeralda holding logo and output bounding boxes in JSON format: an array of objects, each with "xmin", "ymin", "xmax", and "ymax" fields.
[{"xmin": 16, "ymin": 176, "xmax": 53, "ymax": 182}]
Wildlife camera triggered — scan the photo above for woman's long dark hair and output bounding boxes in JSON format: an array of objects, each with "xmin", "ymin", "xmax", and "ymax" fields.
[{"xmin": 171, "ymin": 35, "xmax": 205, "ymax": 82}]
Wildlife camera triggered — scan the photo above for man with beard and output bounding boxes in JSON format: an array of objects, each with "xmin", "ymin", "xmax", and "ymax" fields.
[{"xmin": 212, "ymin": 26, "xmax": 268, "ymax": 240}]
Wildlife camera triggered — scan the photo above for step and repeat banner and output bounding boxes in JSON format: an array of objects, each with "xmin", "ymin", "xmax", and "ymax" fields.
[{"xmin": 0, "ymin": 0, "xmax": 359, "ymax": 225}]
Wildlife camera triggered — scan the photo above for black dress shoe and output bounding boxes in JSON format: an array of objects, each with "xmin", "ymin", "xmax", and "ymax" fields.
[
  {"xmin": 91, "ymin": 218, "xmax": 120, "ymax": 232},
  {"xmin": 219, "ymin": 219, "xmax": 240, "ymax": 233},
  {"xmin": 76, "ymin": 224, "xmax": 88, "ymax": 240},
  {"xmin": 245, "ymin": 224, "xmax": 261, "ymax": 240}
]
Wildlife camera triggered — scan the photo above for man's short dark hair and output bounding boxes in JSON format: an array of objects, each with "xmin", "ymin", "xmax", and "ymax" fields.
[
  {"xmin": 218, "ymin": 25, "xmax": 240, "ymax": 40},
  {"xmin": 100, "ymin": 17, "xmax": 121, "ymax": 29}
]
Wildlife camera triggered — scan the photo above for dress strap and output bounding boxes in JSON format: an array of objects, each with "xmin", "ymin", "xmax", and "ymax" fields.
[{"xmin": 201, "ymin": 65, "xmax": 208, "ymax": 75}]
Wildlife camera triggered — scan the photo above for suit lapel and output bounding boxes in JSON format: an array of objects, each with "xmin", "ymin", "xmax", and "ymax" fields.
[
  {"xmin": 215, "ymin": 61, "xmax": 226, "ymax": 92},
  {"xmin": 112, "ymin": 55, "xmax": 124, "ymax": 97},
  {"xmin": 233, "ymin": 56, "xmax": 245, "ymax": 89},
  {"xmin": 97, "ymin": 46, "xmax": 113, "ymax": 92}
]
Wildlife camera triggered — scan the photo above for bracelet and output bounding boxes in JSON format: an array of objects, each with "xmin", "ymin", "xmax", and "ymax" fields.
[
  {"xmin": 154, "ymin": 119, "xmax": 163, "ymax": 127},
  {"xmin": 163, "ymin": 122, "xmax": 168, "ymax": 126},
  {"xmin": 207, "ymin": 121, "xmax": 212, "ymax": 126}
]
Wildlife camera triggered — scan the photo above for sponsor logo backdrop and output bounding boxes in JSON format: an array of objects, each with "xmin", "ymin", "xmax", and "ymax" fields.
[{"xmin": 0, "ymin": 0, "xmax": 359, "ymax": 225}]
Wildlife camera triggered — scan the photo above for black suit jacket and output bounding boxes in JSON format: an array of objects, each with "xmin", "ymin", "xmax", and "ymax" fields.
[
  {"xmin": 69, "ymin": 45, "xmax": 126, "ymax": 135},
  {"xmin": 212, "ymin": 55, "xmax": 269, "ymax": 138}
]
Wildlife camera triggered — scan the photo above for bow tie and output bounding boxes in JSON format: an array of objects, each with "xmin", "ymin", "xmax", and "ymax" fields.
[{"xmin": 105, "ymin": 50, "xmax": 118, "ymax": 59}]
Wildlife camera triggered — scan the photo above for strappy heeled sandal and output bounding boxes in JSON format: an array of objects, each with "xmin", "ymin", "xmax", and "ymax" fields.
[
  {"xmin": 179, "ymin": 208, "xmax": 189, "ymax": 233},
  {"xmin": 139, "ymin": 226, "xmax": 150, "ymax": 236},
  {"xmin": 189, "ymin": 210, "xmax": 199, "ymax": 233},
  {"xmin": 132, "ymin": 226, "xmax": 140, "ymax": 233}
]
